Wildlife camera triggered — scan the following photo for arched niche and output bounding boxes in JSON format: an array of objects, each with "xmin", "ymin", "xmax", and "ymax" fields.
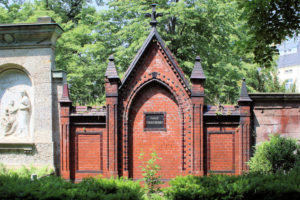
[
  {"xmin": 0, "ymin": 68, "xmax": 33, "ymax": 141},
  {"xmin": 127, "ymin": 80, "xmax": 182, "ymax": 179}
]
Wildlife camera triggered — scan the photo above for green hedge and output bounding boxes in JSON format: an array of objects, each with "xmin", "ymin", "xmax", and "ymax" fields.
[
  {"xmin": 164, "ymin": 167, "xmax": 300, "ymax": 200},
  {"xmin": 1, "ymin": 165, "xmax": 300, "ymax": 200},
  {"xmin": 0, "ymin": 175, "xmax": 144, "ymax": 200}
]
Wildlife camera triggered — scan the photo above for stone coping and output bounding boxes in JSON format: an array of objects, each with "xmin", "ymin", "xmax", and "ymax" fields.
[
  {"xmin": 204, "ymin": 105, "xmax": 240, "ymax": 116},
  {"xmin": 0, "ymin": 141, "xmax": 33, "ymax": 144},
  {"xmin": 249, "ymin": 93, "xmax": 300, "ymax": 101},
  {"xmin": 71, "ymin": 106, "xmax": 106, "ymax": 116},
  {"xmin": 0, "ymin": 20, "xmax": 63, "ymax": 48},
  {"xmin": 0, "ymin": 141, "xmax": 34, "ymax": 153},
  {"xmin": 0, "ymin": 22, "xmax": 63, "ymax": 30}
]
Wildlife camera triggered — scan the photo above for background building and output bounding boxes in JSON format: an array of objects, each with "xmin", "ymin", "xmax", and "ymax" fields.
[{"xmin": 277, "ymin": 37, "xmax": 300, "ymax": 91}]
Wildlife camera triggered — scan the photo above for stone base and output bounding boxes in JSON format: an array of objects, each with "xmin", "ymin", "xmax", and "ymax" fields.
[{"xmin": 0, "ymin": 142, "xmax": 55, "ymax": 168}]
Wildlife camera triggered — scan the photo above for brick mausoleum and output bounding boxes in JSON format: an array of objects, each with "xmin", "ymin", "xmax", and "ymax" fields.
[
  {"xmin": 59, "ymin": 6, "xmax": 284, "ymax": 181},
  {"xmin": 1, "ymin": 6, "xmax": 299, "ymax": 182},
  {"xmin": 59, "ymin": 6, "xmax": 300, "ymax": 181},
  {"xmin": 60, "ymin": 25, "xmax": 251, "ymax": 180}
]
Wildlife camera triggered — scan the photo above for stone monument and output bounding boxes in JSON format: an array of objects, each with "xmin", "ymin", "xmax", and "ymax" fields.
[{"xmin": 0, "ymin": 17, "xmax": 64, "ymax": 171}]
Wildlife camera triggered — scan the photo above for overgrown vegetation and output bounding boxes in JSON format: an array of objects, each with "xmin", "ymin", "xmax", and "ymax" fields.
[
  {"xmin": 0, "ymin": 163, "xmax": 54, "ymax": 177},
  {"xmin": 1, "ymin": 163, "xmax": 300, "ymax": 199},
  {"xmin": 165, "ymin": 168, "xmax": 300, "ymax": 200},
  {"xmin": 0, "ymin": 166, "xmax": 144, "ymax": 200},
  {"xmin": 248, "ymin": 134, "xmax": 300, "ymax": 174}
]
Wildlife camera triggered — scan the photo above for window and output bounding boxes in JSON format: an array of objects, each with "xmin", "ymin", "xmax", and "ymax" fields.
[
  {"xmin": 285, "ymin": 79, "xmax": 294, "ymax": 90},
  {"xmin": 285, "ymin": 69, "xmax": 293, "ymax": 74}
]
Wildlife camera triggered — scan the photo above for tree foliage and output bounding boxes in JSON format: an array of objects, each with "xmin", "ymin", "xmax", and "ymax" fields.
[
  {"xmin": 237, "ymin": 0, "xmax": 300, "ymax": 67},
  {"xmin": 0, "ymin": 0, "xmax": 285, "ymax": 104}
]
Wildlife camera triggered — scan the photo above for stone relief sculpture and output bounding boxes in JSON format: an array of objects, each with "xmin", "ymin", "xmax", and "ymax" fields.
[
  {"xmin": 0, "ymin": 90, "xmax": 31, "ymax": 139},
  {"xmin": 0, "ymin": 69, "xmax": 33, "ymax": 140},
  {"xmin": 16, "ymin": 90, "xmax": 31, "ymax": 137},
  {"xmin": 1, "ymin": 100, "xmax": 18, "ymax": 136}
]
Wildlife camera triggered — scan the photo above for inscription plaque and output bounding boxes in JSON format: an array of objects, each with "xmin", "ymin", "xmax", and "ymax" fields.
[{"xmin": 145, "ymin": 113, "xmax": 165, "ymax": 129}]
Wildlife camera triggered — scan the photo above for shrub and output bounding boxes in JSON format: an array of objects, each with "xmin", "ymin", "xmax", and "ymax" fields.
[
  {"xmin": 0, "ymin": 163, "xmax": 54, "ymax": 178},
  {"xmin": 139, "ymin": 151, "xmax": 163, "ymax": 194},
  {"xmin": 75, "ymin": 177, "xmax": 144, "ymax": 200},
  {"xmin": 0, "ymin": 174, "xmax": 144, "ymax": 200},
  {"xmin": 0, "ymin": 163, "xmax": 8, "ymax": 174},
  {"xmin": 165, "ymin": 168, "xmax": 300, "ymax": 200},
  {"xmin": 248, "ymin": 134, "xmax": 300, "ymax": 173}
]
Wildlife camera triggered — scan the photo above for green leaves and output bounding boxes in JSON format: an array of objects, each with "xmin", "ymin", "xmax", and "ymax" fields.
[
  {"xmin": 237, "ymin": 0, "xmax": 300, "ymax": 67},
  {"xmin": 0, "ymin": 167, "xmax": 144, "ymax": 200},
  {"xmin": 165, "ymin": 170, "xmax": 300, "ymax": 200},
  {"xmin": 248, "ymin": 134, "xmax": 300, "ymax": 174},
  {"xmin": 139, "ymin": 151, "xmax": 163, "ymax": 195},
  {"xmin": 0, "ymin": 0, "xmax": 287, "ymax": 104},
  {"xmin": 0, "ymin": 174, "xmax": 144, "ymax": 200}
]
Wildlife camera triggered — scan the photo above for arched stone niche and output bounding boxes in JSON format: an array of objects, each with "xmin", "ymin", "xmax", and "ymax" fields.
[{"xmin": 0, "ymin": 68, "xmax": 33, "ymax": 141}]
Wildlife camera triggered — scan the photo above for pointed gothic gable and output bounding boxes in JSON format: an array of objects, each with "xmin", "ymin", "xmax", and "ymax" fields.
[
  {"xmin": 118, "ymin": 25, "xmax": 195, "ymax": 179},
  {"xmin": 120, "ymin": 28, "xmax": 190, "ymax": 92}
]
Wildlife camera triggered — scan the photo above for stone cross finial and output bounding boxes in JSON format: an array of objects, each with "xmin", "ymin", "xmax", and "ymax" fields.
[{"xmin": 145, "ymin": 4, "xmax": 163, "ymax": 28}]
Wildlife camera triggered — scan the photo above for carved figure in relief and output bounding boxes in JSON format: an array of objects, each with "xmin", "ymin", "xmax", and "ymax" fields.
[
  {"xmin": 0, "ymin": 90, "xmax": 31, "ymax": 138},
  {"xmin": 1, "ymin": 100, "xmax": 18, "ymax": 136},
  {"xmin": 15, "ymin": 90, "xmax": 31, "ymax": 137}
]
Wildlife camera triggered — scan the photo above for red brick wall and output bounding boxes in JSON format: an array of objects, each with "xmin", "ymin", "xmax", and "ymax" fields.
[
  {"xmin": 70, "ymin": 126, "xmax": 105, "ymax": 180},
  {"xmin": 128, "ymin": 83, "xmax": 181, "ymax": 179},
  {"xmin": 252, "ymin": 101, "xmax": 300, "ymax": 144},
  {"xmin": 76, "ymin": 134, "xmax": 102, "ymax": 171},
  {"xmin": 208, "ymin": 132, "xmax": 235, "ymax": 172},
  {"xmin": 205, "ymin": 125, "xmax": 240, "ymax": 175}
]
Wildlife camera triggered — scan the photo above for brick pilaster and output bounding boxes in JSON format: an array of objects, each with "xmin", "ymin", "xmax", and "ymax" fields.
[
  {"xmin": 237, "ymin": 78, "xmax": 252, "ymax": 174},
  {"xmin": 190, "ymin": 56, "xmax": 206, "ymax": 175},
  {"xmin": 59, "ymin": 83, "xmax": 72, "ymax": 179},
  {"xmin": 105, "ymin": 55, "xmax": 120, "ymax": 176}
]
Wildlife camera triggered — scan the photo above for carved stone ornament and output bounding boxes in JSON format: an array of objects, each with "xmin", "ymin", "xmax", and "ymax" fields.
[
  {"xmin": 0, "ymin": 69, "xmax": 33, "ymax": 141},
  {"xmin": 3, "ymin": 34, "xmax": 15, "ymax": 43}
]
